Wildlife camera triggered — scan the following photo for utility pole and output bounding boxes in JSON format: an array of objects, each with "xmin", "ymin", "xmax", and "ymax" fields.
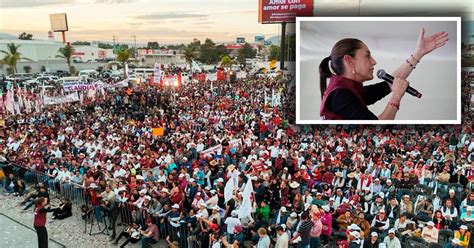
[
  {"xmin": 112, "ymin": 35, "xmax": 117, "ymax": 51},
  {"xmin": 279, "ymin": 22, "xmax": 286, "ymax": 70},
  {"xmin": 132, "ymin": 35, "xmax": 137, "ymax": 58}
]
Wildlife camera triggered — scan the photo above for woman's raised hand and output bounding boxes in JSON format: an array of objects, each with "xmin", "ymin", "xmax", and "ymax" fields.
[{"xmin": 415, "ymin": 28, "xmax": 449, "ymax": 59}]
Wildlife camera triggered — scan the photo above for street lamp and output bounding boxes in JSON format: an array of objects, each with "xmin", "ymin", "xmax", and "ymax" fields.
[{"xmin": 46, "ymin": 56, "xmax": 51, "ymax": 73}]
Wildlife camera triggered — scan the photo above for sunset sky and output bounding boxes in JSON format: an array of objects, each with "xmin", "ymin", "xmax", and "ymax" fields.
[{"xmin": 0, "ymin": 0, "xmax": 472, "ymax": 45}]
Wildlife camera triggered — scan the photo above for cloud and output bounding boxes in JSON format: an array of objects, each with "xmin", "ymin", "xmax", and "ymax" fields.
[
  {"xmin": 68, "ymin": 27, "xmax": 234, "ymax": 43},
  {"xmin": 134, "ymin": 12, "xmax": 208, "ymax": 20},
  {"xmin": 0, "ymin": 0, "xmax": 75, "ymax": 8},
  {"xmin": 94, "ymin": 0, "xmax": 138, "ymax": 3}
]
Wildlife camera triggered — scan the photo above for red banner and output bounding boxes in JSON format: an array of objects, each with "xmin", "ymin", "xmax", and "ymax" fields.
[
  {"xmin": 258, "ymin": 0, "xmax": 313, "ymax": 24},
  {"xmin": 217, "ymin": 70, "xmax": 225, "ymax": 81}
]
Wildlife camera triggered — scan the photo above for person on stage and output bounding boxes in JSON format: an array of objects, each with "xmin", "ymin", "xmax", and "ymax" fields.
[
  {"xmin": 319, "ymin": 28, "xmax": 448, "ymax": 120},
  {"xmin": 34, "ymin": 196, "xmax": 55, "ymax": 248}
]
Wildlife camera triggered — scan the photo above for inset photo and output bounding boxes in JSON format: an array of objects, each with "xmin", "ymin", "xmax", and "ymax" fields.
[{"xmin": 296, "ymin": 17, "xmax": 460, "ymax": 124}]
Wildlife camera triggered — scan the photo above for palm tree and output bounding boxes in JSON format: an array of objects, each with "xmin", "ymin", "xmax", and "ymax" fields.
[
  {"xmin": 0, "ymin": 43, "xmax": 30, "ymax": 74},
  {"xmin": 56, "ymin": 45, "xmax": 75, "ymax": 73},
  {"xmin": 115, "ymin": 49, "xmax": 132, "ymax": 77},
  {"xmin": 183, "ymin": 46, "xmax": 199, "ymax": 71},
  {"xmin": 220, "ymin": 55, "xmax": 233, "ymax": 71}
]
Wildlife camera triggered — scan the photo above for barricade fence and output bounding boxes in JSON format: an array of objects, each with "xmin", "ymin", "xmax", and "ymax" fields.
[
  {"xmin": 9, "ymin": 163, "xmax": 88, "ymax": 207},
  {"xmin": 3, "ymin": 162, "xmax": 189, "ymax": 246},
  {"xmin": 117, "ymin": 202, "xmax": 189, "ymax": 247}
]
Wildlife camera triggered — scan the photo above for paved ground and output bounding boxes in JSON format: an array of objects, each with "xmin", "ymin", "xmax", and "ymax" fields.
[
  {"xmin": 0, "ymin": 214, "xmax": 63, "ymax": 248},
  {"xmin": 0, "ymin": 188, "xmax": 168, "ymax": 248}
]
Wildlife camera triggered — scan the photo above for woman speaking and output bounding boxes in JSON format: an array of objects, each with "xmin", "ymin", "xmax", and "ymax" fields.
[
  {"xmin": 34, "ymin": 197, "xmax": 55, "ymax": 248},
  {"xmin": 319, "ymin": 28, "xmax": 448, "ymax": 120}
]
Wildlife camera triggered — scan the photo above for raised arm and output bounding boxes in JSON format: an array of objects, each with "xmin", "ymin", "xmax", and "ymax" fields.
[{"xmin": 392, "ymin": 28, "xmax": 448, "ymax": 79}]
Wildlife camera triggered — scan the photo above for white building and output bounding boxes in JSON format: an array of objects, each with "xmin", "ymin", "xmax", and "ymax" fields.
[
  {"xmin": 0, "ymin": 33, "xmax": 112, "ymax": 74},
  {"xmin": 71, "ymin": 45, "xmax": 114, "ymax": 62}
]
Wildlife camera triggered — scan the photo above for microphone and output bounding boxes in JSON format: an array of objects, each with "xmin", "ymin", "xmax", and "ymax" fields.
[{"xmin": 377, "ymin": 69, "xmax": 422, "ymax": 98}]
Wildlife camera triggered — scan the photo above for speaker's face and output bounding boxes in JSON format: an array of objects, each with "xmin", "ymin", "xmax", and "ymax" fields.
[{"xmin": 352, "ymin": 43, "xmax": 377, "ymax": 82}]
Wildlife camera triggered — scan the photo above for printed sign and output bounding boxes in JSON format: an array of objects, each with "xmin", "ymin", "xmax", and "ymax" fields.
[{"xmin": 258, "ymin": 0, "xmax": 313, "ymax": 24}]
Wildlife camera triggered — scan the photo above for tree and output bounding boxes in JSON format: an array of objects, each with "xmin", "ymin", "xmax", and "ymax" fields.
[
  {"xmin": 268, "ymin": 45, "xmax": 280, "ymax": 61},
  {"xmin": 56, "ymin": 45, "xmax": 75, "ymax": 74},
  {"xmin": 23, "ymin": 65, "xmax": 32, "ymax": 73},
  {"xmin": 98, "ymin": 43, "xmax": 114, "ymax": 49},
  {"xmin": 71, "ymin": 41, "xmax": 91, "ymax": 46},
  {"xmin": 220, "ymin": 55, "xmax": 233, "ymax": 71},
  {"xmin": 166, "ymin": 43, "xmax": 186, "ymax": 51},
  {"xmin": 237, "ymin": 43, "xmax": 256, "ymax": 64},
  {"xmin": 183, "ymin": 46, "xmax": 199, "ymax": 71},
  {"xmin": 146, "ymin": 42, "xmax": 160, "ymax": 49},
  {"xmin": 199, "ymin": 38, "xmax": 217, "ymax": 64},
  {"xmin": 0, "ymin": 43, "xmax": 31, "ymax": 74},
  {"xmin": 18, "ymin": 32, "xmax": 33, "ymax": 40},
  {"xmin": 215, "ymin": 45, "xmax": 229, "ymax": 63},
  {"xmin": 116, "ymin": 48, "xmax": 132, "ymax": 77}
]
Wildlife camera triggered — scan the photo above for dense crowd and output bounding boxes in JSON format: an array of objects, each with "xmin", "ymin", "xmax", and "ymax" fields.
[{"xmin": 1, "ymin": 69, "xmax": 473, "ymax": 248}]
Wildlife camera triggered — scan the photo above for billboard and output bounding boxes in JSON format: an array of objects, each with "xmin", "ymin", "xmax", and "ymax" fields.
[
  {"xmin": 49, "ymin": 13, "xmax": 68, "ymax": 32},
  {"xmin": 258, "ymin": 0, "xmax": 313, "ymax": 24},
  {"xmin": 236, "ymin": 37, "xmax": 246, "ymax": 44}
]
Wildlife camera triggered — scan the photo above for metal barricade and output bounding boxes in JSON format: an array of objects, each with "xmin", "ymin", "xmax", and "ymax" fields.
[{"xmin": 11, "ymin": 163, "xmax": 88, "ymax": 205}]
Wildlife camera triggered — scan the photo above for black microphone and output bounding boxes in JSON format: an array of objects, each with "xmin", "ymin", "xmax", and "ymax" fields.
[{"xmin": 377, "ymin": 69, "xmax": 422, "ymax": 98}]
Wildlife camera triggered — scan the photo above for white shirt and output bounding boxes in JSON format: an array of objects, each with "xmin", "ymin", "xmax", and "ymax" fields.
[
  {"xmin": 224, "ymin": 217, "xmax": 241, "ymax": 233},
  {"xmin": 113, "ymin": 168, "xmax": 126, "ymax": 178},
  {"xmin": 383, "ymin": 236, "xmax": 402, "ymax": 248},
  {"xmin": 269, "ymin": 145, "xmax": 280, "ymax": 158},
  {"xmin": 275, "ymin": 232, "xmax": 289, "ymax": 248}
]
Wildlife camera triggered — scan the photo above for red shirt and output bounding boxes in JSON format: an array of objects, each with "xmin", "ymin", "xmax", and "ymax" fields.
[{"xmin": 34, "ymin": 206, "xmax": 47, "ymax": 227}]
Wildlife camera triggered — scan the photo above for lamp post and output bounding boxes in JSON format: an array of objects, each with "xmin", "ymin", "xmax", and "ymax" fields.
[{"xmin": 46, "ymin": 56, "xmax": 51, "ymax": 73}]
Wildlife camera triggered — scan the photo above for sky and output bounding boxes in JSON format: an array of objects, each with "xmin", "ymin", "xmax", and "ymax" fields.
[
  {"xmin": 0, "ymin": 0, "xmax": 280, "ymax": 45},
  {"xmin": 0, "ymin": 0, "xmax": 472, "ymax": 45}
]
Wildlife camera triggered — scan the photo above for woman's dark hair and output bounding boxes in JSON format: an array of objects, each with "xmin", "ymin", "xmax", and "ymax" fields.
[
  {"xmin": 319, "ymin": 38, "xmax": 363, "ymax": 99},
  {"xmin": 35, "ymin": 197, "xmax": 46, "ymax": 206}
]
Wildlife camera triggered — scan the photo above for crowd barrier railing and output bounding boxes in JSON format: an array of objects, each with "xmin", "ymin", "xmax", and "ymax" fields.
[{"xmin": 9, "ymin": 163, "xmax": 88, "ymax": 207}]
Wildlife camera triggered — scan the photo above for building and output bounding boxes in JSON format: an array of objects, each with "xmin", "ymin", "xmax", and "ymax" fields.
[
  {"xmin": 0, "ymin": 33, "xmax": 114, "ymax": 74},
  {"xmin": 224, "ymin": 44, "xmax": 259, "ymax": 58},
  {"xmin": 137, "ymin": 49, "xmax": 185, "ymax": 67},
  {"xmin": 71, "ymin": 45, "xmax": 114, "ymax": 62}
]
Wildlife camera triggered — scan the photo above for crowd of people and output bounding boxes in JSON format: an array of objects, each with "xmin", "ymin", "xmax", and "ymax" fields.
[{"xmin": 0, "ymin": 68, "xmax": 473, "ymax": 248}]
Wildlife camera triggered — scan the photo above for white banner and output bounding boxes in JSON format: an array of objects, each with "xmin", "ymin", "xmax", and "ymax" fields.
[
  {"xmin": 206, "ymin": 73, "xmax": 217, "ymax": 82},
  {"xmin": 236, "ymin": 71, "xmax": 247, "ymax": 79},
  {"xmin": 97, "ymin": 79, "xmax": 129, "ymax": 89},
  {"xmin": 229, "ymin": 138, "xmax": 242, "ymax": 148},
  {"xmin": 44, "ymin": 92, "xmax": 79, "ymax": 105},
  {"xmin": 63, "ymin": 81, "xmax": 96, "ymax": 92},
  {"xmin": 154, "ymin": 63, "xmax": 161, "ymax": 83},
  {"xmin": 201, "ymin": 144, "xmax": 222, "ymax": 157}
]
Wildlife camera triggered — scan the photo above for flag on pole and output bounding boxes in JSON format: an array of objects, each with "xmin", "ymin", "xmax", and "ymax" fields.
[
  {"xmin": 154, "ymin": 63, "xmax": 161, "ymax": 84},
  {"xmin": 17, "ymin": 86, "xmax": 24, "ymax": 110},
  {"xmin": 224, "ymin": 174, "xmax": 238, "ymax": 203},
  {"xmin": 192, "ymin": 60, "xmax": 201, "ymax": 73},
  {"xmin": 0, "ymin": 90, "xmax": 4, "ymax": 114},
  {"xmin": 238, "ymin": 176, "xmax": 254, "ymax": 218},
  {"xmin": 5, "ymin": 88, "xmax": 15, "ymax": 115}
]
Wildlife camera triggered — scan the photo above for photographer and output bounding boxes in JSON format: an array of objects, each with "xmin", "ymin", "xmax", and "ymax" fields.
[
  {"xmin": 20, "ymin": 183, "xmax": 49, "ymax": 211},
  {"xmin": 3, "ymin": 172, "xmax": 25, "ymax": 196},
  {"xmin": 112, "ymin": 222, "xmax": 141, "ymax": 247},
  {"xmin": 51, "ymin": 197, "xmax": 72, "ymax": 221},
  {"xmin": 101, "ymin": 197, "xmax": 119, "ymax": 240},
  {"xmin": 140, "ymin": 218, "xmax": 159, "ymax": 248}
]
